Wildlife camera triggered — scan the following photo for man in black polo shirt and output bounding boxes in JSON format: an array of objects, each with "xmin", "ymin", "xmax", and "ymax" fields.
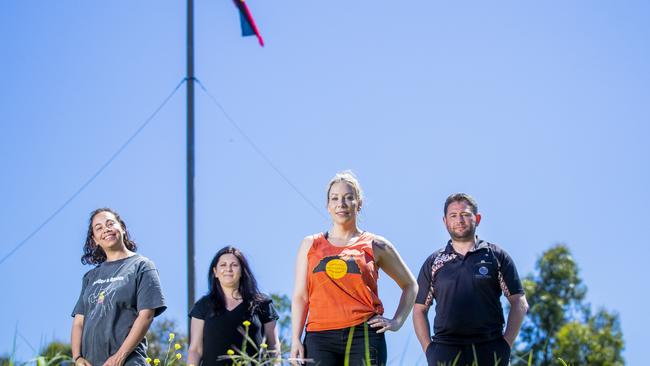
[{"xmin": 413, "ymin": 193, "xmax": 529, "ymax": 366}]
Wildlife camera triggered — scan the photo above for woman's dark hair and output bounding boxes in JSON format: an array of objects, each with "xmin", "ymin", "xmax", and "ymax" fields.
[
  {"xmin": 81, "ymin": 208, "xmax": 137, "ymax": 265},
  {"xmin": 207, "ymin": 246, "xmax": 264, "ymax": 315}
]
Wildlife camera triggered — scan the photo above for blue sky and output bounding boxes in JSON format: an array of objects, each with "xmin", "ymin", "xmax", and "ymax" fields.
[{"xmin": 1, "ymin": 1, "xmax": 649, "ymax": 364}]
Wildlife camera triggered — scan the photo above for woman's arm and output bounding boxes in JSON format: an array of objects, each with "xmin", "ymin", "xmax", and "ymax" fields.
[
  {"xmin": 71, "ymin": 314, "xmax": 92, "ymax": 366},
  {"xmin": 290, "ymin": 236, "xmax": 313, "ymax": 365},
  {"xmin": 187, "ymin": 317, "xmax": 205, "ymax": 366},
  {"xmin": 102, "ymin": 309, "xmax": 155, "ymax": 366},
  {"xmin": 369, "ymin": 236, "xmax": 417, "ymax": 333},
  {"xmin": 262, "ymin": 320, "xmax": 281, "ymax": 359}
]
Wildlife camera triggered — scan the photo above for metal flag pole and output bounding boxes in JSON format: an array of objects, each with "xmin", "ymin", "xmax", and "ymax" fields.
[{"xmin": 186, "ymin": 0, "xmax": 196, "ymax": 336}]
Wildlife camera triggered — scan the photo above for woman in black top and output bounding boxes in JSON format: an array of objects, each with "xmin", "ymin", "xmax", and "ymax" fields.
[{"xmin": 187, "ymin": 246, "xmax": 280, "ymax": 366}]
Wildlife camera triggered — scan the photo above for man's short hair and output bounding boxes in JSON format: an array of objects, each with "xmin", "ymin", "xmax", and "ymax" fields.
[{"xmin": 444, "ymin": 193, "xmax": 478, "ymax": 215}]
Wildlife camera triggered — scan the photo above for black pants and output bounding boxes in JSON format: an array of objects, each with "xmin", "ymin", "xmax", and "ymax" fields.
[
  {"xmin": 426, "ymin": 338, "xmax": 511, "ymax": 366},
  {"xmin": 304, "ymin": 322, "xmax": 387, "ymax": 366}
]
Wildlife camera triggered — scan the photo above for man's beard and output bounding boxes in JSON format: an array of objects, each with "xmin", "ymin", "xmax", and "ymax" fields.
[{"xmin": 448, "ymin": 227, "xmax": 475, "ymax": 241}]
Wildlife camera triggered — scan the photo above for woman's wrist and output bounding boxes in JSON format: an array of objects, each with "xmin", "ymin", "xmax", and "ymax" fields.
[{"xmin": 74, "ymin": 355, "xmax": 83, "ymax": 362}]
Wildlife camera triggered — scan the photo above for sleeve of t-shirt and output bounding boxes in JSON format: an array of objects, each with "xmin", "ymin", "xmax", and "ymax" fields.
[
  {"xmin": 71, "ymin": 272, "xmax": 90, "ymax": 317},
  {"xmin": 136, "ymin": 259, "xmax": 167, "ymax": 316},
  {"xmin": 258, "ymin": 298, "xmax": 280, "ymax": 324},
  {"xmin": 189, "ymin": 296, "xmax": 209, "ymax": 320},
  {"xmin": 415, "ymin": 255, "xmax": 434, "ymax": 306},
  {"xmin": 496, "ymin": 246, "xmax": 525, "ymax": 296}
]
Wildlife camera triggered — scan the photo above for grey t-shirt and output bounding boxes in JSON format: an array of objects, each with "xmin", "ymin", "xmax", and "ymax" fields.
[{"xmin": 72, "ymin": 254, "xmax": 166, "ymax": 366}]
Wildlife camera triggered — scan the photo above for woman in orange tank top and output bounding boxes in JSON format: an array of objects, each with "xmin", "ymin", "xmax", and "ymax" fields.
[{"xmin": 290, "ymin": 171, "xmax": 417, "ymax": 366}]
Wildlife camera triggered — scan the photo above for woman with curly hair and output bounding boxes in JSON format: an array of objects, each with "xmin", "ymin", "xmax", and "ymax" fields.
[
  {"xmin": 187, "ymin": 246, "xmax": 280, "ymax": 366},
  {"xmin": 71, "ymin": 208, "xmax": 166, "ymax": 366}
]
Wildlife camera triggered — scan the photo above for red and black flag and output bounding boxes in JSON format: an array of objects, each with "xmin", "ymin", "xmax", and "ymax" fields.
[{"xmin": 232, "ymin": 0, "xmax": 264, "ymax": 47}]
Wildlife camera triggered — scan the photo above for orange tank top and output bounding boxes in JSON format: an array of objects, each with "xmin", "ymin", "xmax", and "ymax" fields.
[{"xmin": 306, "ymin": 232, "xmax": 384, "ymax": 331}]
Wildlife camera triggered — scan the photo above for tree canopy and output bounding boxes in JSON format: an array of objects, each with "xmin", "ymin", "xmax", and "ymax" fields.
[{"xmin": 515, "ymin": 244, "xmax": 624, "ymax": 366}]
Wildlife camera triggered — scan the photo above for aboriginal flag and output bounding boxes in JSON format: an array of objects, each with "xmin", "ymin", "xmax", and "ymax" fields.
[{"xmin": 233, "ymin": 0, "xmax": 264, "ymax": 47}]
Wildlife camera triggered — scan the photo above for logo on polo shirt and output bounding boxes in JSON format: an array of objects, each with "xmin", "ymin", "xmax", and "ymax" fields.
[{"xmin": 474, "ymin": 260, "xmax": 494, "ymax": 279}]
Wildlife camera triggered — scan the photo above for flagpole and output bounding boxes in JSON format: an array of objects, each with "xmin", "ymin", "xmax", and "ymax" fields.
[{"xmin": 186, "ymin": 0, "xmax": 196, "ymax": 336}]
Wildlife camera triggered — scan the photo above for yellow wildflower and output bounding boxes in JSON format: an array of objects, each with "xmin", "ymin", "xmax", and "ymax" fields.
[
  {"xmin": 168, "ymin": 333, "xmax": 175, "ymax": 341},
  {"xmin": 174, "ymin": 343, "xmax": 181, "ymax": 350},
  {"xmin": 153, "ymin": 359, "xmax": 161, "ymax": 366},
  {"xmin": 145, "ymin": 358, "xmax": 152, "ymax": 364},
  {"xmin": 260, "ymin": 343, "xmax": 268, "ymax": 349},
  {"xmin": 242, "ymin": 320, "xmax": 251, "ymax": 327},
  {"xmin": 175, "ymin": 353, "xmax": 182, "ymax": 360},
  {"xmin": 226, "ymin": 349, "xmax": 235, "ymax": 356}
]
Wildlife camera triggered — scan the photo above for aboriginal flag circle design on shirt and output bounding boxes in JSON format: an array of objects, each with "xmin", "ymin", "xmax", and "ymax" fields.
[{"xmin": 312, "ymin": 255, "xmax": 362, "ymax": 279}]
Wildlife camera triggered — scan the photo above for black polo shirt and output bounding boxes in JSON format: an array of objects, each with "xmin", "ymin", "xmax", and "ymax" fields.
[{"xmin": 415, "ymin": 239, "xmax": 524, "ymax": 344}]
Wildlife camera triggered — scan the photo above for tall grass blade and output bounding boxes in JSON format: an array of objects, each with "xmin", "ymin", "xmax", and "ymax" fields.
[
  {"xmin": 343, "ymin": 325, "xmax": 355, "ymax": 366},
  {"xmin": 471, "ymin": 344, "xmax": 478, "ymax": 366},
  {"xmin": 363, "ymin": 322, "xmax": 370, "ymax": 366},
  {"xmin": 556, "ymin": 358, "xmax": 569, "ymax": 366},
  {"xmin": 451, "ymin": 351, "xmax": 461, "ymax": 366}
]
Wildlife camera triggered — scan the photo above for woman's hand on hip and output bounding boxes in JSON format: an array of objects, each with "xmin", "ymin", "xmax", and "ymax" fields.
[{"xmin": 368, "ymin": 315, "xmax": 399, "ymax": 333}]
